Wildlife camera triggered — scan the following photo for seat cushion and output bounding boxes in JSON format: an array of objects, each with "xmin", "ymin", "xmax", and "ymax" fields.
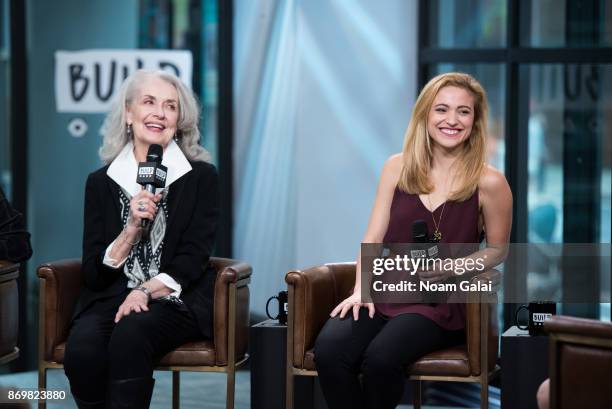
[
  {"xmin": 158, "ymin": 340, "xmax": 217, "ymax": 366},
  {"xmin": 301, "ymin": 345, "xmax": 471, "ymax": 377},
  {"xmin": 52, "ymin": 340, "xmax": 217, "ymax": 367},
  {"xmin": 409, "ymin": 345, "xmax": 471, "ymax": 377}
]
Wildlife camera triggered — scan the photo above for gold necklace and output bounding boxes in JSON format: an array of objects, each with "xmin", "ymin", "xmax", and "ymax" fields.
[
  {"xmin": 427, "ymin": 170, "xmax": 453, "ymax": 242},
  {"xmin": 427, "ymin": 196, "xmax": 446, "ymax": 242}
]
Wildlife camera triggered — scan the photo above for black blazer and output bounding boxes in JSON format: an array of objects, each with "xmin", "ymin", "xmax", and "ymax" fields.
[{"xmin": 74, "ymin": 161, "xmax": 219, "ymax": 338}]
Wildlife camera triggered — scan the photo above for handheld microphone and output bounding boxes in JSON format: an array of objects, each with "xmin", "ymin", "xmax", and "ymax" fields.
[
  {"xmin": 136, "ymin": 144, "xmax": 168, "ymax": 229},
  {"xmin": 411, "ymin": 219, "xmax": 439, "ymax": 258},
  {"xmin": 412, "ymin": 220, "xmax": 429, "ymax": 243}
]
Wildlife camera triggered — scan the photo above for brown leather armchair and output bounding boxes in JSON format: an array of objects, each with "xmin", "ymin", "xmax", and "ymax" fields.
[
  {"xmin": 544, "ymin": 316, "xmax": 612, "ymax": 409},
  {"xmin": 0, "ymin": 260, "xmax": 20, "ymax": 365},
  {"xmin": 37, "ymin": 257, "xmax": 251, "ymax": 409},
  {"xmin": 285, "ymin": 262, "xmax": 500, "ymax": 409}
]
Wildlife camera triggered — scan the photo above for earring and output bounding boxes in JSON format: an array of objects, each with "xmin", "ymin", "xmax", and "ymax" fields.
[
  {"xmin": 174, "ymin": 133, "xmax": 179, "ymax": 142},
  {"xmin": 126, "ymin": 124, "xmax": 133, "ymax": 138}
]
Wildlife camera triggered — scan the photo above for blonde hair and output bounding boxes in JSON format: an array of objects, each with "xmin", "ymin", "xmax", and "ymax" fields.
[
  {"xmin": 99, "ymin": 69, "xmax": 211, "ymax": 164},
  {"xmin": 398, "ymin": 72, "xmax": 488, "ymax": 201}
]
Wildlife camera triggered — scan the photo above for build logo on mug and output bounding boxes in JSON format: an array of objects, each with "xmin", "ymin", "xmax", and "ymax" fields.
[{"xmin": 515, "ymin": 301, "xmax": 556, "ymax": 336}]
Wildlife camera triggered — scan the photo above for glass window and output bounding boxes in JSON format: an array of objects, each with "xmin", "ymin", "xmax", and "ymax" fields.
[
  {"xmin": 431, "ymin": 63, "xmax": 506, "ymax": 172},
  {"xmin": 601, "ymin": 66, "xmax": 612, "ymax": 319},
  {"xmin": 0, "ymin": 0, "xmax": 10, "ymax": 198},
  {"xmin": 601, "ymin": 67, "xmax": 612, "ymax": 245},
  {"xmin": 200, "ymin": 0, "xmax": 218, "ymax": 164},
  {"xmin": 139, "ymin": 0, "xmax": 172, "ymax": 48},
  {"xmin": 138, "ymin": 0, "xmax": 218, "ymax": 163},
  {"xmin": 526, "ymin": 64, "xmax": 564, "ymax": 244},
  {"xmin": 427, "ymin": 0, "xmax": 507, "ymax": 48},
  {"xmin": 422, "ymin": 0, "xmax": 612, "ymax": 328},
  {"xmin": 521, "ymin": 0, "xmax": 612, "ymax": 47},
  {"xmin": 526, "ymin": 64, "xmax": 612, "ymax": 308}
]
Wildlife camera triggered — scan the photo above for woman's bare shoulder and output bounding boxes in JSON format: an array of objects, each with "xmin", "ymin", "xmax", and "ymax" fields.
[
  {"xmin": 478, "ymin": 164, "xmax": 512, "ymax": 210},
  {"xmin": 381, "ymin": 153, "xmax": 403, "ymax": 182},
  {"xmin": 479, "ymin": 164, "xmax": 508, "ymax": 193}
]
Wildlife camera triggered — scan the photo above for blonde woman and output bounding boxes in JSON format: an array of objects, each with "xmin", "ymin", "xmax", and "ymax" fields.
[{"xmin": 314, "ymin": 72, "xmax": 512, "ymax": 409}]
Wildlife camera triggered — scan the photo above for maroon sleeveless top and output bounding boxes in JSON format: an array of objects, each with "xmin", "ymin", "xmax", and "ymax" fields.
[{"xmin": 375, "ymin": 186, "xmax": 481, "ymax": 330}]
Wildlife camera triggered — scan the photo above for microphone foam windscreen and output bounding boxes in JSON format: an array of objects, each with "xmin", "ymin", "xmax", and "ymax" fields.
[
  {"xmin": 146, "ymin": 144, "xmax": 163, "ymax": 163},
  {"xmin": 412, "ymin": 219, "xmax": 429, "ymax": 243}
]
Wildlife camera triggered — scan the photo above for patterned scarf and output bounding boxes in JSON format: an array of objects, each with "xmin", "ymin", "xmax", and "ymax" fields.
[{"xmin": 118, "ymin": 188, "xmax": 169, "ymax": 288}]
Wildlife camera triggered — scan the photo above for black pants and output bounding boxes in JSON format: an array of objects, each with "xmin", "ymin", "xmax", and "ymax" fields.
[
  {"xmin": 63, "ymin": 290, "xmax": 201, "ymax": 402},
  {"xmin": 314, "ymin": 309, "xmax": 465, "ymax": 409}
]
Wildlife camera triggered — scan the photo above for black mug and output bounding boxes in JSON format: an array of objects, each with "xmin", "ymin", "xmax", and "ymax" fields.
[
  {"xmin": 266, "ymin": 291, "xmax": 288, "ymax": 325},
  {"xmin": 515, "ymin": 301, "xmax": 556, "ymax": 336}
]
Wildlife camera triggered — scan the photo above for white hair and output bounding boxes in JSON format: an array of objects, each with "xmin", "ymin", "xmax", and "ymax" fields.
[{"xmin": 99, "ymin": 69, "xmax": 211, "ymax": 164}]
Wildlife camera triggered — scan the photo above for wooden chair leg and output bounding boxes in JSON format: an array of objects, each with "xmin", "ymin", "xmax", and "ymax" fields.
[
  {"xmin": 286, "ymin": 371, "xmax": 294, "ymax": 409},
  {"xmin": 38, "ymin": 366, "xmax": 46, "ymax": 409},
  {"xmin": 480, "ymin": 376, "xmax": 489, "ymax": 409},
  {"xmin": 413, "ymin": 380, "xmax": 422, "ymax": 409},
  {"xmin": 172, "ymin": 371, "xmax": 180, "ymax": 409},
  {"xmin": 226, "ymin": 365, "xmax": 236, "ymax": 409}
]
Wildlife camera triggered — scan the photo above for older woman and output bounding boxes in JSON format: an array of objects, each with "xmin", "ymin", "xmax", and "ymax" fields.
[
  {"xmin": 64, "ymin": 70, "xmax": 218, "ymax": 409},
  {"xmin": 314, "ymin": 72, "xmax": 512, "ymax": 409}
]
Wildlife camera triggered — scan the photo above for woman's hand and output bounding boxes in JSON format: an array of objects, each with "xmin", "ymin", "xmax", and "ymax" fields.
[
  {"xmin": 114, "ymin": 290, "xmax": 149, "ymax": 323},
  {"xmin": 129, "ymin": 190, "xmax": 162, "ymax": 228},
  {"xmin": 417, "ymin": 260, "xmax": 453, "ymax": 283},
  {"xmin": 330, "ymin": 291, "xmax": 375, "ymax": 321}
]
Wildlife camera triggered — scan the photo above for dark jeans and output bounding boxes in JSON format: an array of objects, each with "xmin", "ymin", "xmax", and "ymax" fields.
[
  {"xmin": 63, "ymin": 290, "xmax": 201, "ymax": 402},
  {"xmin": 314, "ymin": 309, "xmax": 465, "ymax": 409}
]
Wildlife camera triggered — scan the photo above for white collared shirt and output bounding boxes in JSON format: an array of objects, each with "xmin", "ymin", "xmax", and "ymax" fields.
[{"xmin": 102, "ymin": 140, "xmax": 192, "ymax": 297}]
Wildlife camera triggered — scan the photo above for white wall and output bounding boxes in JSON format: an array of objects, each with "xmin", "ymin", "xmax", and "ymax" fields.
[{"xmin": 234, "ymin": 0, "xmax": 418, "ymax": 314}]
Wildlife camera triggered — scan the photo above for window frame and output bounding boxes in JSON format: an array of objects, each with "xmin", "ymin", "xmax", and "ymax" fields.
[{"xmin": 417, "ymin": 0, "xmax": 612, "ymax": 324}]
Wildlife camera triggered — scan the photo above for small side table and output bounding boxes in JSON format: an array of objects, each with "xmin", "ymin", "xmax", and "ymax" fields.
[
  {"xmin": 250, "ymin": 319, "xmax": 328, "ymax": 409},
  {"xmin": 501, "ymin": 326, "xmax": 549, "ymax": 409}
]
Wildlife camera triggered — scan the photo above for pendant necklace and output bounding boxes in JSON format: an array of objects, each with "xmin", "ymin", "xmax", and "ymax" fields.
[
  {"xmin": 428, "ymin": 197, "xmax": 446, "ymax": 242},
  {"xmin": 427, "ymin": 170, "xmax": 453, "ymax": 242}
]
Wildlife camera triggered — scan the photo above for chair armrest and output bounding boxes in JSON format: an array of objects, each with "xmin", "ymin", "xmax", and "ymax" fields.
[
  {"xmin": 210, "ymin": 257, "xmax": 252, "ymax": 285},
  {"xmin": 545, "ymin": 316, "xmax": 612, "ymax": 341},
  {"xmin": 286, "ymin": 262, "xmax": 355, "ymax": 368},
  {"xmin": 212, "ymin": 257, "xmax": 252, "ymax": 366},
  {"xmin": 0, "ymin": 261, "xmax": 19, "ymax": 363},
  {"xmin": 545, "ymin": 316, "xmax": 612, "ymax": 409},
  {"xmin": 465, "ymin": 269, "xmax": 501, "ymax": 375},
  {"xmin": 37, "ymin": 259, "xmax": 83, "ymax": 361}
]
